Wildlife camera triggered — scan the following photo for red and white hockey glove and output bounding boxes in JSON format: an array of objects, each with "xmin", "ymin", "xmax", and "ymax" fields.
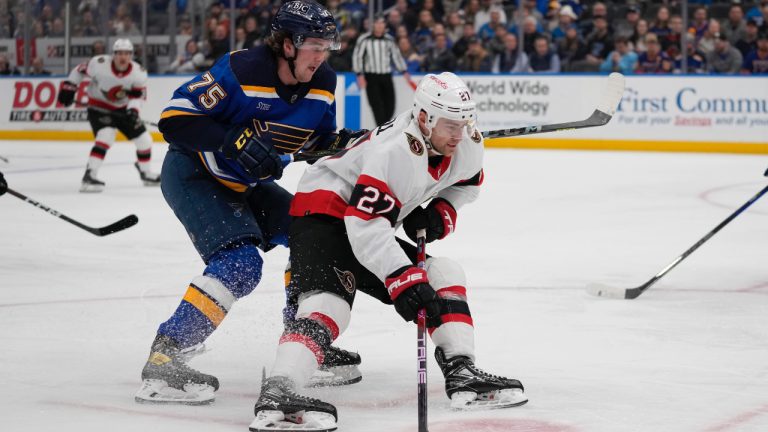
[
  {"xmin": 386, "ymin": 266, "xmax": 442, "ymax": 327},
  {"xmin": 58, "ymin": 81, "xmax": 78, "ymax": 107},
  {"xmin": 403, "ymin": 198, "xmax": 457, "ymax": 243}
]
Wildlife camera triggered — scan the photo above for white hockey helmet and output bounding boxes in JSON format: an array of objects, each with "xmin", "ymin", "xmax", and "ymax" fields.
[
  {"xmin": 412, "ymin": 72, "xmax": 476, "ymax": 133},
  {"xmin": 112, "ymin": 38, "xmax": 134, "ymax": 53}
]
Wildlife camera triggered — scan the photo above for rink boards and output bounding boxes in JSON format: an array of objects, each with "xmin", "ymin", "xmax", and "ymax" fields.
[{"xmin": 1, "ymin": 73, "xmax": 766, "ymax": 154}]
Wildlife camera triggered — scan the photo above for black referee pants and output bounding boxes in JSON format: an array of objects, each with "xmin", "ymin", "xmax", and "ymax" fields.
[{"xmin": 364, "ymin": 73, "xmax": 396, "ymax": 126}]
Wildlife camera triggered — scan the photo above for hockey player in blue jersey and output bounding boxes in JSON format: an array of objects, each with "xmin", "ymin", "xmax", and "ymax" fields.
[{"xmin": 135, "ymin": 0, "xmax": 364, "ymax": 405}]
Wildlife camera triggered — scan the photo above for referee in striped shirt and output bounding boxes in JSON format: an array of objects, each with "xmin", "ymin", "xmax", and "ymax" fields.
[{"xmin": 353, "ymin": 16, "xmax": 412, "ymax": 126}]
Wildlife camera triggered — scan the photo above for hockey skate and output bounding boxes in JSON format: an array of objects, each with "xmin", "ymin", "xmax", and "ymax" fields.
[
  {"xmin": 135, "ymin": 334, "xmax": 219, "ymax": 405},
  {"xmin": 79, "ymin": 169, "xmax": 105, "ymax": 193},
  {"xmin": 435, "ymin": 347, "xmax": 528, "ymax": 411},
  {"xmin": 134, "ymin": 162, "xmax": 161, "ymax": 186},
  {"xmin": 250, "ymin": 375, "xmax": 337, "ymax": 432},
  {"xmin": 307, "ymin": 345, "xmax": 362, "ymax": 387}
]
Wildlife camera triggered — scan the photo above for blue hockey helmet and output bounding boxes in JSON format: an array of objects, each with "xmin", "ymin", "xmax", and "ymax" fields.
[{"xmin": 271, "ymin": 0, "xmax": 340, "ymax": 51}]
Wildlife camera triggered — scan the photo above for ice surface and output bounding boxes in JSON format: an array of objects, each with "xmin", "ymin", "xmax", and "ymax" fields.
[{"xmin": 1, "ymin": 141, "xmax": 766, "ymax": 432}]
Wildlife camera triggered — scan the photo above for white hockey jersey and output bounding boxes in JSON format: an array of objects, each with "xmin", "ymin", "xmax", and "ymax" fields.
[
  {"xmin": 289, "ymin": 110, "xmax": 485, "ymax": 282},
  {"xmin": 67, "ymin": 55, "xmax": 147, "ymax": 112}
]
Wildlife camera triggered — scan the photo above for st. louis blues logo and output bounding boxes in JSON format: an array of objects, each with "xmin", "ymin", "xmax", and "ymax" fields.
[{"xmin": 333, "ymin": 267, "xmax": 355, "ymax": 293}]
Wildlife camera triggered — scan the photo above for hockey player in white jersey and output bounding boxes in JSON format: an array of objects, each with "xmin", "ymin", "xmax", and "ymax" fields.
[
  {"xmin": 250, "ymin": 72, "xmax": 527, "ymax": 432},
  {"xmin": 58, "ymin": 38, "xmax": 160, "ymax": 192}
]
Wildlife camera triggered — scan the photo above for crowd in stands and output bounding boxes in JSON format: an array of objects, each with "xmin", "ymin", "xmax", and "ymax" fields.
[{"xmin": 1, "ymin": 0, "xmax": 766, "ymax": 75}]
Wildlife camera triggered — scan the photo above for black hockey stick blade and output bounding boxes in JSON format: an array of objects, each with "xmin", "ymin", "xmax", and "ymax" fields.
[
  {"xmin": 587, "ymin": 183, "xmax": 768, "ymax": 300},
  {"xmin": 6, "ymin": 187, "xmax": 139, "ymax": 237},
  {"xmin": 482, "ymin": 72, "xmax": 625, "ymax": 140},
  {"xmin": 93, "ymin": 214, "xmax": 139, "ymax": 236}
]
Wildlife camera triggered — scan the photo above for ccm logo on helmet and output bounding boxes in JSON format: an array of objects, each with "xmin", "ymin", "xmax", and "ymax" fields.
[
  {"xmin": 387, "ymin": 272, "xmax": 425, "ymax": 296},
  {"xmin": 428, "ymin": 75, "xmax": 448, "ymax": 89}
]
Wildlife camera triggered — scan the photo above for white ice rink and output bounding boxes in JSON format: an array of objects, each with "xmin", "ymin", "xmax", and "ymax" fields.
[{"xmin": 0, "ymin": 140, "xmax": 766, "ymax": 432}]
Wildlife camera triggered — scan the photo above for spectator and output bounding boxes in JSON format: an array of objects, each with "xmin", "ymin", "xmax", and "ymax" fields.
[
  {"xmin": 722, "ymin": 5, "xmax": 747, "ymax": 45},
  {"xmin": 396, "ymin": 0, "xmax": 419, "ymax": 33},
  {"xmin": 513, "ymin": 0, "xmax": 544, "ymax": 27},
  {"xmin": 742, "ymin": 31, "xmax": 768, "ymax": 74},
  {"xmin": 493, "ymin": 32, "xmax": 530, "ymax": 72},
  {"xmin": 478, "ymin": 8, "xmax": 505, "ymax": 41},
  {"xmin": 29, "ymin": 57, "xmax": 51, "ymax": 76},
  {"xmin": 445, "ymin": 12, "xmax": 464, "ymax": 43},
  {"xmin": 707, "ymin": 32, "xmax": 743, "ymax": 74},
  {"xmin": 456, "ymin": 36, "xmax": 493, "ymax": 72},
  {"xmin": 673, "ymin": 34, "xmax": 707, "ymax": 74},
  {"xmin": 551, "ymin": 5, "xmax": 578, "ymax": 42},
  {"xmin": 615, "ymin": 5, "xmax": 640, "ymax": 39},
  {"xmin": 600, "ymin": 36, "xmax": 638, "ymax": 75},
  {"xmin": 558, "ymin": 25, "xmax": 585, "ymax": 70},
  {"xmin": 580, "ymin": 15, "xmax": 613, "ymax": 67},
  {"xmin": 689, "ymin": 6, "xmax": 709, "ymax": 40},
  {"xmin": 487, "ymin": 25, "xmax": 509, "ymax": 56},
  {"xmin": 662, "ymin": 15, "xmax": 684, "ymax": 53},
  {"xmin": 398, "ymin": 37, "xmax": 423, "ymax": 74},
  {"xmin": 74, "ymin": 9, "xmax": 99, "ymax": 36},
  {"xmin": 178, "ymin": 18, "xmax": 193, "ymax": 36},
  {"xmin": 234, "ymin": 27, "xmax": 247, "ymax": 51},
  {"xmin": 452, "ymin": 22, "xmax": 477, "ymax": 58},
  {"xmin": 115, "ymin": 15, "xmax": 141, "ymax": 37},
  {"xmin": 475, "ymin": 0, "xmax": 507, "ymax": 33},
  {"xmin": 49, "ymin": 17, "xmax": 65, "ymax": 37},
  {"xmin": 243, "ymin": 15, "xmax": 261, "ymax": 49},
  {"xmin": 579, "ymin": 2, "xmax": 608, "ymax": 38},
  {"xmin": 133, "ymin": 44, "xmax": 158, "ymax": 74},
  {"xmin": 167, "ymin": 39, "xmax": 206, "ymax": 74},
  {"xmin": 631, "ymin": 19, "xmax": 650, "ymax": 53},
  {"xmin": 462, "ymin": 0, "xmax": 481, "ymax": 29},
  {"xmin": 411, "ymin": 9, "xmax": 436, "ymax": 54},
  {"xmin": 386, "ymin": 9, "xmax": 403, "ymax": 37},
  {"xmin": 698, "ymin": 19, "xmax": 722, "ymax": 55},
  {"xmin": 649, "ymin": 6, "xmax": 672, "ymax": 38},
  {"xmin": 206, "ymin": 24, "xmax": 229, "ymax": 62},
  {"xmin": 250, "ymin": 0, "xmax": 274, "ymax": 31},
  {"xmin": 0, "ymin": 54, "xmax": 19, "ymax": 75},
  {"xmin": 92, "ymin": 40, "xmax": 106, "ymax": 56},
  {"xmin": 443, "ymin": 0, "xmax": 464, "ymax": 16},
  {"xmin": 421, "ymin": 32, "xmax": 457, "ymax": 72},
  {"xmin": 328, "ymin": 33, "xmax": 354, "ymax": 72},
  {"xmin": 760, "ymin": 4, "xmax": 768, "ymax": 34},
  {"xmin": 522, "ymin": 16, "xmax": 543, "ymax": 55},
  {"xmin": 736, "ymin": 20, "xmax": 760, "ymax": 57},
  {"xmin": 529, "ymin": 35, "xmax": 561, "ymax": 72},
  {"xmin": 746, "ymin": 0, "xmax": 768, "ymax": 23},
  {"xmin": 420, "ymin": 0, "xmax": 445, "ymax": 24},
  {"xmin": 635, "ymin": 34, "xmax": 669, "ymax": 74}
]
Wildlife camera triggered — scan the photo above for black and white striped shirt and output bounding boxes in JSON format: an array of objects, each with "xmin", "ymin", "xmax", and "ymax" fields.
[{"xmin": 352, "ymin": 32, "xmax": 408, "ymax": 75}]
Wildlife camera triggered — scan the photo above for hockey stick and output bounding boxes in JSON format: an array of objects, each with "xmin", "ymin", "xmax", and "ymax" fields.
[
  {"xmin": 415, "ymin": 228, "xmax": 429, "ymax": 432},
  {"xmin": 481, "ymin": 72, "xmax": 625, "ymax": 139},
  {"xmin": 282, "ymin": 74, "xmax": 626, "ymax": 165},
  {"xmin": 5, "ymin": 188, "xmax": 139, "ymax": 236},
  {"xmin": 0, "ymin": 155, "xmax": 9, "ymax": 163},
  {"xmin": 586, "ymin": 183, "xmax": 768, "ymax": 300}
]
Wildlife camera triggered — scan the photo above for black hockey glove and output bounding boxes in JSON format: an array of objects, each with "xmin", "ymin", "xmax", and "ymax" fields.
[
  {"xmin": 403, "ymin": 198, "xmax": 457, "ymax": 243},
  {"xmin": 386, "ymin": 266, "xmax": 442, "ymax": 327},
  {"xmin": 0, "ymin": 171, "xmax": 7, "ymax": 196},
  {"xmin": 221, "ymin": 126, "xmax": 284, "ymax": 180},
  {"xmin": 315, "ymin": 128, "xmax": 369, "ymax": 152},
  {"xmin": 58, "ymin": 81, "xmax": 78, "ymax": 107},
  {"xmin": 124, "ymin": 108, "xmax": 142, "ymax": 129}
]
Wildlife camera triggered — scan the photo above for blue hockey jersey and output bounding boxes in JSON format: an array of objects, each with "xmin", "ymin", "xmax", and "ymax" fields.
[{"xmin": 158, "ymin": 46, "xmax": 337, "ymax": 192}]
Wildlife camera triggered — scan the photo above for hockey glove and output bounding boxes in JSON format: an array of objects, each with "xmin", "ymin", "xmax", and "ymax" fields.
[
  {"xmin": 386, "ymin": 266, "xmax": 442, "ymax": 327},
  {"xmin": 0, "ymin": 171, "xmax": 6, "ymax": 196},
  {"xmin": 124, "ymin": 108, "xmax": 142, "ymax": 129},
  {"xmin": 403, "ymin": 198, "xmax": 457, "ymax": 243},
  {"xmin": 315, "ymin": 128, "xmax": 369, "ymax": 152},
  {"xmin": 58, "ymin": 81, "xmax": 78, "ymax": 107},
  {"xmin": 221, "ymin": 126, "xmax": 284, "ymax": 180}
]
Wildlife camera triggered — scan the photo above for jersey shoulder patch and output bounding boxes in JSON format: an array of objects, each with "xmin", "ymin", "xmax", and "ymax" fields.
[
  {"xmin": 470, "ymin": 128, "xmax": 482, "ymax": 143},
  {"xmin": 404, "ymin": 132, "xmax": 424, "ymax": 156}
]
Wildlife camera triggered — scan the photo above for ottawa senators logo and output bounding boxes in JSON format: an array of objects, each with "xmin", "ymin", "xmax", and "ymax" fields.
[
  {"xmin": 333, "ymin": 267, "xmax": 355, "ymax": 293},
  {"xmin": 470, "ymin": 128, "xmax": 482, "ymax": 143},
  {"xmin": 405, "ymin": 132, "xmax": 424, "ymax": 155}
]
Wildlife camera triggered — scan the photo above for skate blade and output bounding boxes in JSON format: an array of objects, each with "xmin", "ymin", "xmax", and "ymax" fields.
[
  {"xmin": 450, "ymin": 389, "xmax": 528, "ymax": 411},
  {"xmin": 141, "ymin": 179, "xmax": 161, "ymax": 186},
  {"xmin": 249, "ymin": 410, "xmax": 337, "ymax": 432},
  {"xmin": 306, "ymin": 365, "xmax": 362, "ymax": 388},
  {"xmin": 79, "ymin": 184, "xmax": 104, "ymax": 193},
  {"xmin": 134, "ymin": 379, "xmax": 215, "ymax": 405}
]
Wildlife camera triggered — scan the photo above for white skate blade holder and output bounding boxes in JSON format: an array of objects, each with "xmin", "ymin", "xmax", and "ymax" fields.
[
  {"xmin": 249, "ymin": 410, "xmax": 337, "ymax": 432},
  {"xmin": 450, "ymin": 388, "xmax": 528, "ymax": 411},
  {"xmin": 134, "ymin": 380, "xmax": 216, "ymax": 405},
  {"xmin": 306, "ymin": 365, "xmax": 362, "ymax": 388}
]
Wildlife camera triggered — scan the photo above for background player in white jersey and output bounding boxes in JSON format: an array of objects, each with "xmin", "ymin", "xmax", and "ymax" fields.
[
  {"xmin": 58, "ymin": 38, "xmax": 160, "ymax": 192},
  {"xmin": 250, "ymin": 72, "xmax": 527, "ymax": 432}
]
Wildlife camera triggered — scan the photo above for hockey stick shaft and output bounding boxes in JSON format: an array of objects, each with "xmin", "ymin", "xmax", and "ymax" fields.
[
  {"xmin": 415, "ymin": 229, "xmax": 429, "ymax": 432},
  {"xmin": 589, "ymin": 183, "xmax": 768, "ymax": 299},
  {"xmin": 5, "ymin": 188, "xmax": 139, "ymax": 236}
]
